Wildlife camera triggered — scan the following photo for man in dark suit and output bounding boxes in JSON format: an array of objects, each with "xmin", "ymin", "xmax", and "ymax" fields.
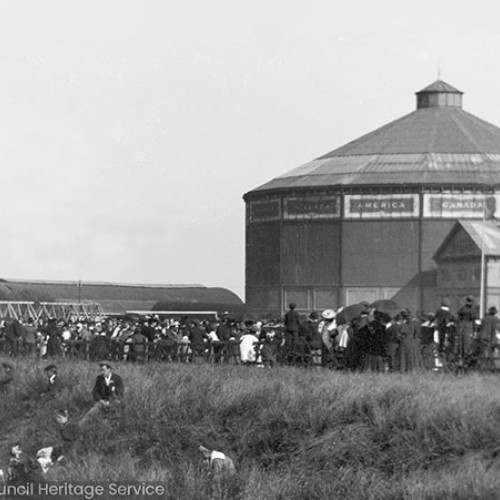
[
  {"xmin": 189, "ymin": 319, "xmax": 208, "ymax": 362},
  {"xmin": 434, "ymin": 298, "xmax": 453, "ymax": 357},
  {"xmin": 4, "ymin": 319, "xmax": 23, "ymax": 355},
  {"xmin": 139, "ymin": 318, "xmax": 156, "ymax": 342},
  {"xmin": 283, "ymin": 303, "xmax": 301, "ymax": 363},
  {"xmin": 80, "ymin": 362, "xmax": 124, "ymax": 427},
  {"xmin": 92, "ymin": 362, "xmax": 124, "ymax": 403}
]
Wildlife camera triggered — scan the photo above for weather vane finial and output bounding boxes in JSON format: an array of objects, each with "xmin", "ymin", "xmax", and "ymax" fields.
[{"xmin": 437, "ymin": 62, "xmax": 441, "ymax": 80}]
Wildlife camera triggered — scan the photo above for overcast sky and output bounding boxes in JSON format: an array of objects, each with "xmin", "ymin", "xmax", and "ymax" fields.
[{"xmin": 1, "ymin": 0, "xmax": 499, "ymax": 299}]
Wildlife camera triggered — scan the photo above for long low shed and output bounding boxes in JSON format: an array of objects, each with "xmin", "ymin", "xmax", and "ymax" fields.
[{"xmin": 0, "ymin": 279, "xmax": 244, "ymax": 316}]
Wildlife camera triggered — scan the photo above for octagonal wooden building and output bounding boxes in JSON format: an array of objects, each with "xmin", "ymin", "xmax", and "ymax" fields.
[{"xmin": 243, "ymin": 80, "xmax": 500, "ymax": 315}]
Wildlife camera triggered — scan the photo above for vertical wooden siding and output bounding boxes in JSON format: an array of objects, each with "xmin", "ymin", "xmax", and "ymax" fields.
[
  {"xmin": 246, "ymin": 222, "xmax": 281, "ymax": 286},
  {"xmin": 281, "ymin": 222, "xmax": 340, "ymax": 285},
  {"xmin": 342, "ymin": 220, "xmax": 420, "ymax": 285}
]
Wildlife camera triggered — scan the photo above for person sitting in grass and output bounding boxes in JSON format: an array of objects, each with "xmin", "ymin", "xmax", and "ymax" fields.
[
  {"xmin": 199, "ymin": 444, "xmax": 236, "ymax": 499},
  {"xmin": 33, "ymin": 408, "xmax": 83, "ymax": 474},
  {"xmin": 56, "ymin": 408, "xmax": 83, "ymax": 445},
  {"xmin": 199, "ymin": 445, "xmax": 236, "ymax": 478},
  {"xmin": 80, "ymin": 362, "xmax": 124, "ymax": 427},
  {"xmin": 6, "ymin": 444, "xmax": 44, "ymax": 485},
  {"xmin": 40, "ymin": 363, "xmax": 60, "ymax": 396},
  {"xmin": 0, "ymin": 360, "xmax": 14, "ymax": 394}
]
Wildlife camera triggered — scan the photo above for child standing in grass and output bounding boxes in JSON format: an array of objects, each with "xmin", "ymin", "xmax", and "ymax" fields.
[{"xmin": 260, "ymin": 329, "xmax": 279, "ymax": 368}]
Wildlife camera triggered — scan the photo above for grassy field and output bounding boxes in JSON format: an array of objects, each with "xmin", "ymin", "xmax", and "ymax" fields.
[{"xmin": 2, "ymin": 358, "xmax": 500, "ymax": 499}]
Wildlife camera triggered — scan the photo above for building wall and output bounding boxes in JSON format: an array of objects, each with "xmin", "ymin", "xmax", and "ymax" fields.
[
  {"xmin": 486, "ymin": 258, "xmax": 500, "ymax": 311},
  {"xmin": 421, "ymin": 220, "xmax": 457, "ymax": 271},
  {"xmin": 487, "ymin": 259, "xmax": 500, "ymax": 288},
  {"xmin": 281, "ymin": 286, "xmax": 339, "ymax": 315},
  {"xmin": 245, "ymin": 190, "xmax": 498, "ymax": 315},
  {"xmin": 436, "ymin": 260, "xmax": 481, "ymax": 289},
  {"xmin": 341, "ymin": 220, "xmax": 420, "ymax": 286},
  {"xmin": 282, "ymin": 222, "xmax": 340, "ymax": 285},
  {"xmin": 245, "ymin": 286, "xmax": 281, "ymax": 315},
  {"xmin": 246, "ymin": 221, "xmax": 281, "ymax": 286}
]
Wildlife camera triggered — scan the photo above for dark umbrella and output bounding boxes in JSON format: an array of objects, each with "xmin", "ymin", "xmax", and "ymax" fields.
[
  {"xmin": 370, "ymin": 299, "xmax": 402, "ymax": 318},
  {"xmin": 237, "ymin": 313, "xmax": 258, "ymax": 324},
  {"xmin": 340, "ymin": 302, "xmax": 371, "ymax": 323}
]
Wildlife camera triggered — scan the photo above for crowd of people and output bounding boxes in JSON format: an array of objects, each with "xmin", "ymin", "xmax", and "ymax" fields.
[
  {"xmin": 1, "ymin": 296, "xmax": 498, "ymax": 492},
  {"xmin": 0, "ymin": 294, "xmax": 498, "ymax": 372}
]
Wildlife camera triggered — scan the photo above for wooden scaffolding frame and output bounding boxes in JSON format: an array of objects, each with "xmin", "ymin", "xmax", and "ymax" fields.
[
  {"xmin": 0, "ymin": 301, "xmax": 39, "ymax": 320},
  {"xmin": 0, "ymin": 301, "xmax": 104, "ymax": 321},
  {"xmin": 38, "ymin": 302, "xmax": 105, "ymax": 321}
]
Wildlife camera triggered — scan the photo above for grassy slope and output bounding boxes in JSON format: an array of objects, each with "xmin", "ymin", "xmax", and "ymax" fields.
[{"xmin": 2, "ymin": 358, "xmax": 500, "ymax": 499}]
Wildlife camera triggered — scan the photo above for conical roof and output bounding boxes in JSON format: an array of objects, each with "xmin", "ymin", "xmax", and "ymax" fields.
[
  {"xmin": 248, "ymin": 80, "xmax": 500, "ymax": 194},
  {"xmin": 416, "ymin": 80, "xmax": 463, "ymax": 94}
]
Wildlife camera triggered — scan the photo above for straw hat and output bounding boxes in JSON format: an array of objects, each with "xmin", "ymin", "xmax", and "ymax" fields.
[{"xmin": 321, "ymin": 309, "xmax": 336, "ymax": 320}]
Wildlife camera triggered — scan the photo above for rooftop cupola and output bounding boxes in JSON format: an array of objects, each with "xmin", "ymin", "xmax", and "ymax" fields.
[{"xmin": 415, "ymin": 80, "xmax": 463, "ymax": 109}]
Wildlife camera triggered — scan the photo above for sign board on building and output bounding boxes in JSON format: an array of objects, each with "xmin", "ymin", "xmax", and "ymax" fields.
[
  {"xmin": 283, "ymin": 195, "xmax": 340, "ymax": 220},
  {"xmin": 423, "ymin": 194, "xmax": 500, "ymax": 218},
  {"xmin": 248, "ymin": 199, "xmax": 281, "ymax": 222},
  {"xmin": 344, "ymin": 194, "xmax": 419, "ymax": 218}
]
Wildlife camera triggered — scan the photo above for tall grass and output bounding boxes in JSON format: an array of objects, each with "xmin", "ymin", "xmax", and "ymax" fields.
[{"xmin": 2, "ymin": 358, "xmax": 500, "ymax": 499}]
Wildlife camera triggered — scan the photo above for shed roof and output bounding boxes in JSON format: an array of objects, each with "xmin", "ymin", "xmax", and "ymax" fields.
[
  {"xmin": 433, "ymin": 220, "xmax": 500, "ymax": 261},
  {"xmin": 0, "ymin": 279, "xmax": 244, "ymax": 314},
  {"xmin": 457, "ymin": 220, "xmax": 500, "ymax": 256}
]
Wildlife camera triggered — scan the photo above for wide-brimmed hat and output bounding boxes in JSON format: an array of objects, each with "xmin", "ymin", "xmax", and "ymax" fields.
[
  {"xmin": 399, "ymin": 309, "xmax": 411, "ymax": 319},
  {"xmin": 322, "ymin": 309, "xmax": 336, "ymax": 320}
]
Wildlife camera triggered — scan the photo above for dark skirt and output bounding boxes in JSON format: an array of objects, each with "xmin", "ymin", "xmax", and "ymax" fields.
[{"xmin": 400, "ymin": 338, "xmax": 424, "ymax": 372}]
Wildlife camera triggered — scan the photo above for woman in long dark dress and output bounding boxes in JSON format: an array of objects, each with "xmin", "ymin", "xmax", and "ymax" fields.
[
  {"xmin": 455, "ymin": 296, "xmax": 477, "ymax": 360},
  {"xmin": 399, "ymin": 310, "xmax": 424, "ymax": 372},
  {"xmin": 45, "ymin": 318, "xmax": 62, "ymax": 357},
  {"xmin": 344, "ymin": 317, "xmax": 364, "ymax": 371}
]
